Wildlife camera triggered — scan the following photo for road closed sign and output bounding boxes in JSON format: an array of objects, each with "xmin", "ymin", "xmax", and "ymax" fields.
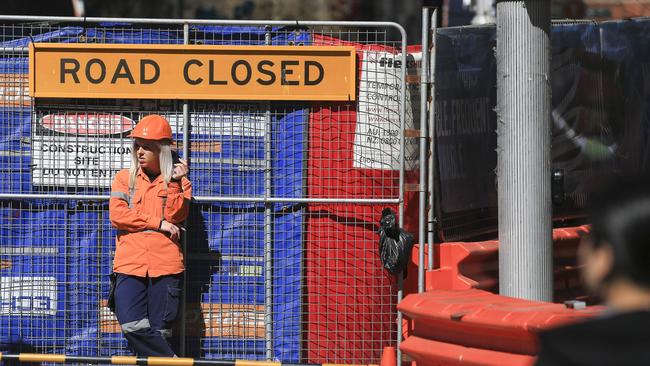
[{"xmin": 29, "ymin": 43, "xmax": 356, "ymax": 101}]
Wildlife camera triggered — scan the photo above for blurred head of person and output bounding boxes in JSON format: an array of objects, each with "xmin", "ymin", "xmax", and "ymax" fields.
[{"xmin": 581, "ymin": 174, "xmax": 650, "ymax": 311}]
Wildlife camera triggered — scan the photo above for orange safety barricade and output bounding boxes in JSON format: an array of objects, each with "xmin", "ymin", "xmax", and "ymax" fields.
[
  {"xmin": 398, "ymin": 289, "xmax": 603, "ymax": 356},
  {"xmin": 401, "ymin": 336, "xmax": 535, "ymax": 366},
  {"xmin": 404, "ymin": 225, "xmax": 592, "ymax": 301},
  {"xmin": 398, "ymin": 226, "xmax": 602, "ymax": 365}
]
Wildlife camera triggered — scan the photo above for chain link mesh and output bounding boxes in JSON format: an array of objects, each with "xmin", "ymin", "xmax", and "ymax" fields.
[{"xmin": 0, "ymin": 18, "xmax": 409, "ymax": 364}]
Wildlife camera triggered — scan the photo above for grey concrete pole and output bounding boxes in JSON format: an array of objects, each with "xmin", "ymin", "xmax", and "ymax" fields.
[{"xmin": 496, "ymin": 0, "xmax": 553, "ymax": 301}]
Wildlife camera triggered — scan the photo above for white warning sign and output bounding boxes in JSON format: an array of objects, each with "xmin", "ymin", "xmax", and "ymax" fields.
[
  {"xmin": 0, "ymin": 276, "xmax": 58, "ymax": 316},
  {"xmin": 32, "ymin": 114, "xmax": 134, "ymax": 188},
  {"xmin": 353, "ymin": 50, "xmax": 418, "ymax": 170},
  {"xmin": 166, "ymin": 105, "xmax": 265, "ymax": 137}
]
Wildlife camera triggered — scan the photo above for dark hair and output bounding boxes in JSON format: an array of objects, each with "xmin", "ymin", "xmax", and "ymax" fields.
[{"xmin": 588, "ymin": 174, "xmax": 650, "ymax": 288}]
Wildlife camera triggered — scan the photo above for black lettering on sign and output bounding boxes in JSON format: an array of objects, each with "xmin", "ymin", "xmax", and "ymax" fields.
[
  {"xmin": 231, "ymin": 60, "xmax": 252, "ymax": 85},
  {"xmin": 184, "ymin": 59, "xmax": 203, "ymax": 85},
  {"xmin": 140, "ymin": 59, "xmax": 160, "ymax": 84},
  {"xmin": 256, "ymin": 60, "xmax": 275, "ymax": 86},
  {"xmin": 281, "ymin": 60, "xmax": 299, "ymax": 86},
  {"xmin": 85, "ymin": 58, "xmax": 106, "ymax": 84},
  {"xmin": 208, "ymin": 60, "xmax": 227, "ymax": 85},
  {"xmin": 60, "ymin": 58, "xmax": 80, "ymax": 83},
  {"xmin": 111, "ymin": 59, "xmax": 135, "ymax": 84},
  {"xmin": 305, "ymin": 60, "xmax": 324, "ymax": 86}
]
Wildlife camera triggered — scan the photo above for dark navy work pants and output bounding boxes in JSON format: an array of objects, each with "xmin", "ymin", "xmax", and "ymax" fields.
[{"xmin": 113, "ymin": 273, "xmax": 182, "ymax": 357}]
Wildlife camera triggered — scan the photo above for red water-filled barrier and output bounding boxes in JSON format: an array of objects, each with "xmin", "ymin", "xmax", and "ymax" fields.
[
  {"xmin": 401, "ymin": 336, "xmax": 535, "ymax": 366},
  {"xmin": 404, "ymin": 225, "xmax": 592, "ymax": 303},
  {"xmin": 399, "ymin": 289, "xmax": 602, "ymax": 356},
  {"xmin": 399, "ymin": 226, "xmax": 603, "ymax": 366}
]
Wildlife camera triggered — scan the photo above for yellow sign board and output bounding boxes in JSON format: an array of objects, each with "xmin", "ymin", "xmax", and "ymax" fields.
[{"xmin": 29, "ymin": 43, "xmax": 356, "ymax": 101}]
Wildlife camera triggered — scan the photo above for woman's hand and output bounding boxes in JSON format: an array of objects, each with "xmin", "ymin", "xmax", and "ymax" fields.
[
  {"xmin": 160, "ymin": 219, "xmax": 181, "ymax": 241},
  {"xmin": 171, "ymin": 158, "xmax": 189, "ymax": 182}
]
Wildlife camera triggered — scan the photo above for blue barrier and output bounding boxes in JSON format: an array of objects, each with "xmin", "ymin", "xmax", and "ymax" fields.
[
  {"xmin": 0, "ymin": 23, "xmax": 308, "ymax": 361},
  {"xmin": 0, "ymin": 203, "xmax": 67, "ymax": 351},
  {"xmin": 203, "ymin": 339, "xmax": 265, "ymax": 360},
  {"xmin": 0, "ymin": 103, "xmax": 31, "ymax": 194},
  {"xmin": 65, "ymin": 204, "xmax": 112, "ymax": 356}
]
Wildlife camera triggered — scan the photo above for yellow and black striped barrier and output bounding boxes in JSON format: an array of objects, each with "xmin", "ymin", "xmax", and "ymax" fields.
[{"xmin": 0, "ymin": 353, "xmax": 372, "ymax": 366}]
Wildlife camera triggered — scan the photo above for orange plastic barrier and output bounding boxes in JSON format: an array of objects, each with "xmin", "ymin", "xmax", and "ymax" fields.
[
  {"xmin": 399, "ymin": 226, "xmax": 600, "ymax": 365},
  {"xmin": 401, "ymin": 336, "xmax": 534, "ymax": 366},
  {"xmin": 404, "ymin": 225, "xmax": 592, "ymax": 302},
  {"xmin": 552, "ymin": 226, "xmax": 590, "ymax": 302},
  {"xmin": 398, "ymin": 289, "xmax": 602, "ymax": 356}
]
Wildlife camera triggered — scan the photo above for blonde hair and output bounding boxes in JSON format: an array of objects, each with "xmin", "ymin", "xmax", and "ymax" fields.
[{"xmin": 128, "ymin": 140, "xmax": 173, "ymax": 190}]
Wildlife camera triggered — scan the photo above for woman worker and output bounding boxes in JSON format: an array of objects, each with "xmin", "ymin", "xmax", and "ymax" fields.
[{"xmin": 109, "ymin": 114, "xmax": 191, "ymax": 357}]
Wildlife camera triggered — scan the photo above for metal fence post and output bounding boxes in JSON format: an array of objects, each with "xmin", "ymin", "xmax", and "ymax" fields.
[
  {"xmin": 263, "ymin": 24, "xmax": 274, "ymax": 361},
  {"xmin": 427, "ymin": 8, "xmax": 438, "ymax": 271},
  {"xmin": 396, "ymin": 20, "xmax": 408, "ymax": 366},
  {"xmin": 418, "ymin": 7, "xmax": 431, "ymax": 294},
  {"xmin": 180, "ymin": 21, "xmax": 190, "ymax": 357}
]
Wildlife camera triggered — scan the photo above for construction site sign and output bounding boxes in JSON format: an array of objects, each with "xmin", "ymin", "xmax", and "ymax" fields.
[
  {"xmin": 29, "ymin": 43, "xmax": 356, "ymax": 101},
  {"xmin": 31, "ymin": 113, "xmax": 134, "ymax": 188}
]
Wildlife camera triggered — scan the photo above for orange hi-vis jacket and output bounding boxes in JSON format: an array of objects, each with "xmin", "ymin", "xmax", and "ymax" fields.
[{"xmin": 109, "ymin": 168, "xmax": 192, "ymax": 277}]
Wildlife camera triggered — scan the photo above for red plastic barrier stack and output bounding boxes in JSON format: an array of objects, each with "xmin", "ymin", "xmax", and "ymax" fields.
[
  {"xmin": 399, "ymin": 226, "xmax": 600, "ymax": 366},
  {"xmin": 398, "ymin": 289, "xmax": 603, "ymax": 366},
  {"xmin": 403, "ymin": 226, "xmax": 592, "ymax": 302},
  {"xmin": 401, "ymin": 336, "xmax": 535, "ymax": 366}
]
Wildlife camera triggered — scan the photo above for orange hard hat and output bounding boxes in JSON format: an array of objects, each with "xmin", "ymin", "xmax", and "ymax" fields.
[{"xmin": 128, "ymin": 114, "xmax": 173, "ymax": 141}]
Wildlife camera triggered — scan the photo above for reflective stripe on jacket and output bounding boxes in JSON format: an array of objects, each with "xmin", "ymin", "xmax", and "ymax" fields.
[{"xmin": 109, "ymin": 168, "xmax": 192, "ymax": 277}]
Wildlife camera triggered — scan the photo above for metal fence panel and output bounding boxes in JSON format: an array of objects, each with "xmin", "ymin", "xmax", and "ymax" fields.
[{"xmin": 0, "ymin": 17, "xmax": 409, "ymax": 364}]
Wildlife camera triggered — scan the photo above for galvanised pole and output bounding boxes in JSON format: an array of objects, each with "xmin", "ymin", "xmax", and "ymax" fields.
[
  {"xmin": 263, "ymin": 25, "xmax": 274, "ymax": 361},
  {"xmin": 427, "ymin": 9, "xmax": 438, "ymax": 271},
  {"xmin": 396, "ymin": 20, "xmax": 407, "ymax": 366},
  {"xmin": 180, "ymin": 21, "xmax": 190, "ymax": 356},
  {"xmin": 496, "ymin": 0, "xmax": 553, "ymax": 301},
  {"xmin": 418, "ymin": 6, "xmax": 431, "ymax": 293}
]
